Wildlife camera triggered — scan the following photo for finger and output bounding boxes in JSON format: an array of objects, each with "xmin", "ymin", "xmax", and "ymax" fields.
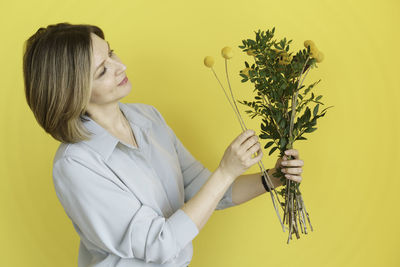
[
  {"xmin": 284, "ymin": 174, "xmax": 302, "ymax": 183},
  {"xmin": 249, "ymin": 147, "xmax": 263, "ymax": 165},
  {"xmin": 284, "ymin": 149, "xmax": 299, "ymax": 159},
  {"xmin": 281, "ymin": 159, "xmax": 304, "ymax": 167},
  {"xmin": 281, "ymin": 167, "xmax": 303, "ymax": 175},
  {"xmin": 242, "ymin": 135, "xmax": 259, "ymax": 152},
  {"xmin": 246, "ymin": 141, "xmax": 261, "ymax": 158},
  {"xmin": 233, "ymin": 129, "xmax": 256, "ymax": 148}
]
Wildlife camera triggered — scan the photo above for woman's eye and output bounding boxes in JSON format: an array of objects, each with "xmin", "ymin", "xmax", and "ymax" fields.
[
  {"xmin": 99, "ymin": 49, "xmax": 115, "ymax": 77},
  {"xmin": 100, "ymin": 67, "xmax": 107, "ymax": 76}
]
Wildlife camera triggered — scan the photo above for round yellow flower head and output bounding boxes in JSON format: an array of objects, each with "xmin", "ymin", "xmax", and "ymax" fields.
[
  {"xmin": 304, "ymin": 40, "xmax": 315, "ymax": 49},
  {"xmin": 315, "ymin": 51, "xmax": 324, "ymax": 63},
  {"xmin": 203, "ymin": 56, "xmax": 215, "ymax": 68},
  {"xmin": 304, "ymin": 40, "xmax": 319, "ymax": 58},
  {"xmin": 310, "ymin": 47, "xmax": 319, "ymax": 58},
  {"xmin": 221, "ymin": 46, "xmax": 233, "ymax": 59},
  {"xmin": 246, "ymin": 49, "xmax": 256, "ymax": 56}
]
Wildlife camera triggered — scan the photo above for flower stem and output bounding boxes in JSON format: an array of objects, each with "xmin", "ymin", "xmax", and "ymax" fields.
[{"xmin": 208, "ymin": 59, "xmax": 286, "ymax": 230}]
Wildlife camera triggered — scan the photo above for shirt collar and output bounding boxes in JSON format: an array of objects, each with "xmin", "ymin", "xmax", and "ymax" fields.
[{"xmin": 80, "ymin": 101, "xmax": 152, "ymax": 161}]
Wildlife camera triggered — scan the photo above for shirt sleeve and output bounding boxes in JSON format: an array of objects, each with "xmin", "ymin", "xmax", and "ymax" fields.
[
  {"xmin": 52, "ymin": 156, "xmax": 200, "ymax": 264},
  {"xmin": 150, "ymin": 105, "xmax": 236, "ymax": 210}
]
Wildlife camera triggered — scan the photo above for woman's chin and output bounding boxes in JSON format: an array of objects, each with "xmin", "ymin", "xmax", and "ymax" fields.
[{"xmin": 121, "ymin": 81, "xmax": 132, "ymax": 95}]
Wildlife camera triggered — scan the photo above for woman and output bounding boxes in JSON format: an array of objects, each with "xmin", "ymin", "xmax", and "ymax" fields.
[{"xmin": 22, "ymin": 22, "xmax": 304, "ymax": 267}]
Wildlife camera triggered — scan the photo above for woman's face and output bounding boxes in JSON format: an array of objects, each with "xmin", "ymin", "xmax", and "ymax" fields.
[{"xmin": 89, "ymin": 33, "xmax": 131, "ymax": 106}]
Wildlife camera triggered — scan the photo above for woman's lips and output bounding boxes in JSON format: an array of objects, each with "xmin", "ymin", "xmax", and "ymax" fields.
[{"xmin": 118, "ymin": 76, "xmax": 128, "ymax": 86}]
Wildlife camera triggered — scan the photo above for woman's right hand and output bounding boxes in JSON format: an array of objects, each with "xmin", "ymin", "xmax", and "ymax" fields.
[{"xmin": 218, "ymin": 129, "xmax": 263, "ymax": 181}]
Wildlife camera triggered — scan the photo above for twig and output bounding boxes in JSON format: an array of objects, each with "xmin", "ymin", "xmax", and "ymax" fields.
[{"xmin": 210, "ymin": 61, "xmax": 286, "ymax": 230}]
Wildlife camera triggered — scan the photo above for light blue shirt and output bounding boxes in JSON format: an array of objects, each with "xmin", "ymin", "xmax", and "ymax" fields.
[{"xmin": 52, "ymin": 101, "xmax": 236, "ymax": 267}]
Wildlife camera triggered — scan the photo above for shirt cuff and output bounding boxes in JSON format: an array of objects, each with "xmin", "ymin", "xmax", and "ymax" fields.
[{"xmin": 167, "ymin": 208, "xmax": 199, "ymax": 251}]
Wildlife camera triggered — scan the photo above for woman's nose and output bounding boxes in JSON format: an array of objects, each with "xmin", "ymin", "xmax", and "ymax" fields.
[
  {"xmin": 120, "ymin": 63, "xmax": 127, "ymax": 72},
  {"xmin": 115, "ymin": 61, "xmax": 127, "ymax": 74}
]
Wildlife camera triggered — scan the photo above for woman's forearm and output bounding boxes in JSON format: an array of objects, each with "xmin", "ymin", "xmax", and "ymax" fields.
[
  {"xmin": 181, "ymin": 167, "xmax": 234, "ymax": 231},
  {"xmin": 231, "ymin": 168, "xmax": 282, "ymax": 205}
]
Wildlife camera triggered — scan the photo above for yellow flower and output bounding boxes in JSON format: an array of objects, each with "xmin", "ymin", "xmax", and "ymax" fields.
[
  {"xmin": 303, "ymin": 40, "xmax": 315, "ymax": 49},
  {"xmin": 278, "ymin": 54, "xmax": 292, "ymax": 65},
  {"xmin": 246, "ymin": 49, "xmax": 257, "ymax": 56},
  {"xmin": 310, "ymin": 47, "xmax": 319, "ymax": 58},
  {"xmin": 203, "ymin": 56, "xmax": 215, "ymax": 68},
  {"xmin": 304, "ymin": 40, "xmax": 319, "ymax": 58},
  {"xmin": 221, "ymin": 46, "xmax": 233, "ymax": 59},
  {"xmin": 315, "ymin": 51, "xmax": 324, "ymax": 63},
  {"xmin": 272, "ymin": 48, "xmax": 292, "ymax": 65}
]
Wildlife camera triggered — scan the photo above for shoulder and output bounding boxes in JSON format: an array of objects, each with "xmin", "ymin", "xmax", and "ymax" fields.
[
  {"xmin": 52, "ymin": 139, "xmax": 105, "ymax": 172},
  {"xmin": 52, "ymin": 143, "xmax": 100, "ymax": 171}
]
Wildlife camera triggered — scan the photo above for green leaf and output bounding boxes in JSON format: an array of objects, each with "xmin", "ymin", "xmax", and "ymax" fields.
[
  {"xmin": 313, "ymin": 104, "xmax": 320, "ymax": 117},
  {"xmin": 305, "ymin": 107, "xmax": 311, "ymax": 120},
  {"xmin": 259, "ymin": 133, "xmax": 271, "ymax": 139},
  {"xmin": 269, "ymin": 146, "xmax": 278, "ymax": 156},
  {"xmin": 264, "ymin": 141, "xmax": 274, "ymax": 149},
  {"xmin": 304, "ymin": 127, "xmax": 317, "ymax": 133},
  {"xmin": 279, "ymin": 137, "xmax": 287, "ymax": 150},
  {"xmin": 303, "ymin": 79, "xmax": 321, "ymax": 95},
  {"xmin": 261, "ymin": 123, "xmax": 268, "ymax": 132},
  {"xmin": 276, "ymin": 113, "xmax": 282, "ymax": 123},
  {"xmin": 279, "ymin": 119, "xmax": 285, "ymax": 128}
]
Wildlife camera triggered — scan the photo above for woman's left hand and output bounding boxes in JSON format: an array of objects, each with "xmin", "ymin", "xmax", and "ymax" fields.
[{"xmin": 275, "ymin": 149, "xmax": 304, "ymax": 184}]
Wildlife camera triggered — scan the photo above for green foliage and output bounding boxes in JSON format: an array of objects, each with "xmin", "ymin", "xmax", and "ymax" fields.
[{"xmin": 238, "ymin": 28, "xmax": 334, "ymax": 158}]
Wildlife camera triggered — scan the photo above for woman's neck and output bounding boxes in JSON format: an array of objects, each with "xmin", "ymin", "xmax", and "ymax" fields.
[{"xmin": 86, "ymin": 102, "xmax": 126, "ymax": 133}]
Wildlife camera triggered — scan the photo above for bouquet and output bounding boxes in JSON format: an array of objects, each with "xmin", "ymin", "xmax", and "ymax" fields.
[{"xmin": 203, "ymin": 27, "xmax": 333, "ymax": 243}]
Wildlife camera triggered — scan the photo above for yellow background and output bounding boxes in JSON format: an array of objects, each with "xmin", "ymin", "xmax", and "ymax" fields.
[{"xmin": 1, "ymin": 0, "xmax": 398, "ymax": 266}]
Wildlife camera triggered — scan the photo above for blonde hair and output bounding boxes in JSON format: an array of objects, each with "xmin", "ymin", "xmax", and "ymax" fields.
[{"xmin": 22, "ymin": 22, "xmax": 105, "ymax": 143}]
